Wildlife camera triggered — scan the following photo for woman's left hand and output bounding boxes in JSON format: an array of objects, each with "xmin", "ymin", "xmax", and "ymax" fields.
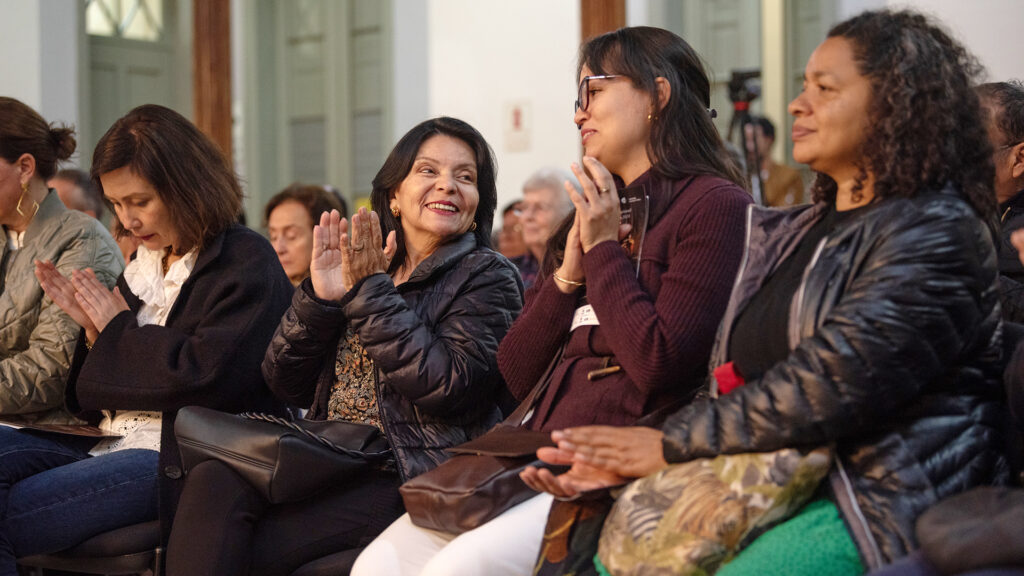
[
  {"xmin": 519, "ymin": 425, "xmax": 668, "ymax": 498},
  {"xmin": 568, "ymin": 157, "xmax": 631, "ymax": 253},
  {"xmin": 343, "ymin": 207, "xmax": 397, "ymax": 288},
  {"xmin": 70, "ymin": 268, "xmax": 129, "ymax": 333},
  {"xmin": 556, "ymin": 425, "xmax": 667, "ymax": 478}
]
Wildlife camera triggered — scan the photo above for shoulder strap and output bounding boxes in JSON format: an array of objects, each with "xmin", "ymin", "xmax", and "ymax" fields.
[{"xmin": 504, "ymin": 341, "xmax": 567, "ymax": 426}]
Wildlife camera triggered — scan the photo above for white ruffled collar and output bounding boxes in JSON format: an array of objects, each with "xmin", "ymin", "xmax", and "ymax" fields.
[{"xmin": 123, "ymin": 244, "xmax": 198, "ymax": 308}]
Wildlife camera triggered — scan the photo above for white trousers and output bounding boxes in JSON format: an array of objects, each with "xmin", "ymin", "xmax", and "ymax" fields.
[{"xmin": 351, "ymin": 493, "xmax": 554, "ymax": 576}]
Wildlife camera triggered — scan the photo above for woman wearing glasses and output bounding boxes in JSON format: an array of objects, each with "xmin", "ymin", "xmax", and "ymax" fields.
[{"xmin": 353, "ymin": 26, "xmax": 751, "ymax": 576}]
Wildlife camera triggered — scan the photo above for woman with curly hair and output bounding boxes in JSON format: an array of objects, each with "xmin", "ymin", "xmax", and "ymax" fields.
[{"xmin": 522, "ymin": 10, "xmax": 1005, "ymax": 575}]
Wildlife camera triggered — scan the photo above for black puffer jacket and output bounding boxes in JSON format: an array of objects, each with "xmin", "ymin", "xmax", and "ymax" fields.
[
  {"xmin": 661, "ymin": 189, "xmax": 1007, "ymax": 571},
  {"xmin": 263, "ymin": 233, "xmax": 523, "ymax": 482}
]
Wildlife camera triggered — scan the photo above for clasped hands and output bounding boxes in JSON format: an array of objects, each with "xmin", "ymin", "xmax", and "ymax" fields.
[
  {"xmin": 553, "ymin": 156, "xmax": 633, "ymax": 294},
  {"xmin": 519, "ymin": 425, "xmax": 668, "ymax": 500},
  {"xmin": 310, "ymin": 208, "xmax": 397, "ymax": 301},
  {"xmin": 35, "ymin": 262, "xmax": 129, "ymax": 345}
]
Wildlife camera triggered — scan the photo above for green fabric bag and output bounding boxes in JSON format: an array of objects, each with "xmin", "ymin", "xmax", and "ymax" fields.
[{"xmin": 596, "ymin": 446, "xmax": 833, "ymax": 576}]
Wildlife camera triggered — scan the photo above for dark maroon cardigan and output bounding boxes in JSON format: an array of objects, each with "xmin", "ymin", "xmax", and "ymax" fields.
[{"xmin": 497, "ymin": 170, "xmax": 751, "ymax": 431}]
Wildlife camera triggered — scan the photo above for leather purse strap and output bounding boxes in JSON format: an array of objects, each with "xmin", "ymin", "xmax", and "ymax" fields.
[{"xmin": 503, "ymin": 341, "xmax": 567, "ymax": 427}]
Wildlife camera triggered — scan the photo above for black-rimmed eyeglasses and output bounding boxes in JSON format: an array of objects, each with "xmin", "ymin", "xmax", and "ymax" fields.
[{"xmin": 575, "ymin": 75, "xmax": 622, "ymax": 113}]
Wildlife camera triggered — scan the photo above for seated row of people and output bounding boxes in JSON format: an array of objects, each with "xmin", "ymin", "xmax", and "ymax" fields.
[{"xmin": 0, "ymin": 7, "xmax": 1020, "ymax": 576}]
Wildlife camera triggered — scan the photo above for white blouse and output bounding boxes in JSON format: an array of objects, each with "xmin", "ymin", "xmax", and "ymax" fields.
[{"xmin": 89, "ymin": 244, "xmax": 198, "ymax": 456}]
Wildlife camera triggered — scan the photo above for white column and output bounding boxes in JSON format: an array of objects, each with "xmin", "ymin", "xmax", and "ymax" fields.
[{"xmin": 0, "ymin": 0, "xmax": 80, "ymax": 150}]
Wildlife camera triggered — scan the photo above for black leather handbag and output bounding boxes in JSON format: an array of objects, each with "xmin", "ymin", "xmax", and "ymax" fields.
[{"xmin": 175, "ymin": 406, "xmax": 391, "ymax": 504}]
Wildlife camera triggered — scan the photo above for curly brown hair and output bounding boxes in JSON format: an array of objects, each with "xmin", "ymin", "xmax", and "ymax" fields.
[{"xmin": 811, "ymin": 10, "xmax": 997, "ymax": 233}]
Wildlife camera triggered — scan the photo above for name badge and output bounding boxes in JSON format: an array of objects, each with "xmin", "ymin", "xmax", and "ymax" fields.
[{"xmin": 570, "ymin": 304, "xmax": 600, "ymax": 332}]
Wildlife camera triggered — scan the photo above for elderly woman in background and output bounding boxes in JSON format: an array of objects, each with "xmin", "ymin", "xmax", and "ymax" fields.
[
  {"xmin": 265, "ymin": 183, "xmax": 346, "ymax": 286},
  {"xmin": 526, "ymin": 10, "xmax": 1006, "ymax": 576},
  {"xmin": 0, "ymin": 97, "xmax": 122, "ymax": 424},
  {"xmin": 511, "ymin": 168, "xmax": 576, "ymax": 288},
  {"xmin": 165, "ymin": 116, "xmax": 523, "ymax": 576}
]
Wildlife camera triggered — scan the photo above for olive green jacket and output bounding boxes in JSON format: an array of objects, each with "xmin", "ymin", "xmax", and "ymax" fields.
[{"xmin": 0, "ymin": 190, "xmax": 123, "ymax": 424}]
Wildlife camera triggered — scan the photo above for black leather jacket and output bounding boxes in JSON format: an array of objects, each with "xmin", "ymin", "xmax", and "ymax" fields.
[
  {"xmin": 262, "ymin": 233, "xmax": 523, "ymax": 482},
  {"xmin": 661, "ymin": 189, "xmax": 1007, "ymax": 570}
]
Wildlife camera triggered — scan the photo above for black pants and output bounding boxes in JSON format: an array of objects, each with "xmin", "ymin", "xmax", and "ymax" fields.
[{"xmin": 165, "ymin": 460, "xmax": 403, "ymax": 576}]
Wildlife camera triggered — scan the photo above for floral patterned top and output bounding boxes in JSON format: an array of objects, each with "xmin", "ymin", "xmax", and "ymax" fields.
[{"xmin": 327, "ymin": 328, "xmax": 381, "ymax": 431}]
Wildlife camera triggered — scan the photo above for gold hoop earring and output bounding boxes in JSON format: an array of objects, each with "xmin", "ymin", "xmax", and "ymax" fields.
[
  {"xmin": 470, "ymin": 222, "xmax": 477, "ymax": 232},
  {"xmin": 16, "ymin": 182, "xmax": 39, "ymax": 219},
  {"xmin": 391, "ymin": 206, "xmax": 400, "ymax": 218}
]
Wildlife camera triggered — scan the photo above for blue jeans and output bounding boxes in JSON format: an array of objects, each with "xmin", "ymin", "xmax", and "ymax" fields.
[{"xmin": 0, "ymin": 426, "xmax": 159, "ymax": 576}]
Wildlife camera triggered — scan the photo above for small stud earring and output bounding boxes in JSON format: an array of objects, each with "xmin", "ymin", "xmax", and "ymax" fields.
[{"xmin": 391, "ymin": 206, "xmax": 400, "ymax": 218}]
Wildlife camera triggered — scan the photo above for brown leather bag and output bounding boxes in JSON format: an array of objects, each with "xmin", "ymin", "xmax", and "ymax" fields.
[{"xmin": 399, "ymin": 346, "xmax": 565, "ymax": 534}]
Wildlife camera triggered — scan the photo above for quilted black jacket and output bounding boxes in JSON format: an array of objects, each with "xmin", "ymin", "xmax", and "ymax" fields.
[
  {"xmin": 661, "ymin": 189, "xmax": 1007, "ymax": 570},
  {"xmin": 263, "ymin": 233, "xmax": 523, "ymax": 482}
]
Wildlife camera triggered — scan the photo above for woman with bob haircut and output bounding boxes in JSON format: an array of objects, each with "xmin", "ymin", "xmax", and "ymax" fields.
[
  {"xmin": 0, "ymin": 104, "xmax": 292, "ymax": 572},
  {"xmin": 164, "ymin": 116, "xmax": 523, "ymax": 576},
  {"xmin": 522, "ymin": 10, "xmax": 1005, "ymax": 576},
  {"xmin": 353, "ymin": 26, "xmax": 752, "ymax": 576},
  {"xmin": 0, "ymin": 97, "xmax": 122, "ymax": 425}
]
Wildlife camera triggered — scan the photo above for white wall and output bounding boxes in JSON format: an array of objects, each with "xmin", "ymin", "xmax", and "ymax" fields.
[
  {"xmin": 392, "ymin": 0, "xmax": 430, "ymax": 144},
  {"xmin": 0, "ymin": 0, "xmax": 44, "ymax": 108},
  {"xmin": 885, "ymin": 0, "xmax": 1022, "ymax": 81},
  {"xmin": 426, "ymin": 0, "xmax": 582, "ymax": 213},
  {"xmin": 0, "ymin": 0, "xmax": 81, "ymax": 159}
]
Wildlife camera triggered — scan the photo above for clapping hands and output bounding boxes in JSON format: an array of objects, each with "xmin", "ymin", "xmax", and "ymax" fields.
[{"xmin": 310, "ymin": 208, "xmax": 397, "ymax": 301}]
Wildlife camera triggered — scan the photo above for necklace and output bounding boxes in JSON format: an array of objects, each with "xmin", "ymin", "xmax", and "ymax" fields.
[{"xmin": 161, "ymin": 251, "xmax": 171, "ymax": 275}]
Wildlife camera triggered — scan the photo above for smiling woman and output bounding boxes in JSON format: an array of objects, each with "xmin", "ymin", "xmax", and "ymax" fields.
[
  {"xmin": 163, "ymin": 117, "xmax": 523, "ymax": 576},
  {"xmin": 352, "ymin": 27, "xmax": 752, "ymax": 576}
]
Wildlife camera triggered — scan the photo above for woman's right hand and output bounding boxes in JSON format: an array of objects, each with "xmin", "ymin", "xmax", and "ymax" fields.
[
  {"xmin": 34, "ymin": 260, "xmax": 100, "ymax": 344},
  {"xmin": 553, "ymin": 210, "xmax": 585, "ymax": 294},
  {"xmin": 310, "ymin": 209, "xmax": 348, "ymax": 300},
  {"xmin": 1013, "ymin": 229, "xmax": 1024, "ymax": 268}
]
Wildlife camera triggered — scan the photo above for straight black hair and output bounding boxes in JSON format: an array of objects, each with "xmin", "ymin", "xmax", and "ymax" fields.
[{"xmin": 370, "ymin": 117, "xmax": 497, "ymax": 274}]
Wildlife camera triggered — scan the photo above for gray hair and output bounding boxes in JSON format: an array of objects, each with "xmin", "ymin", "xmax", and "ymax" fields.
[{"xmin": 522, "ymin": 167, "xmax": 576, "ymax": 213}]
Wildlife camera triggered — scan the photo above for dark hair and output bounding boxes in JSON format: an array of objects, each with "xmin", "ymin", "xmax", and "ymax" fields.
[
  {"xmin": 977, "ymin": 81, "xmax": 1024, "ymax": 148},
  {"xmin": 91, "ymin": 104, "xmax": 243, "ymax": 254},
  {"xmin": 750, "ymin": 116, "xmax": 776, "ymax": 141},
  {"xmin": 53, "ymin": 168, "xmax": 104, "ymax": 217},
  {"xmin": 0, "ymin": 97, "xmax": 76, "ymax": 181},
  {"xmin": 371, "ymin": 117, "xmax": 497, "ymax": 275},
  {"xmin": 578, "ymin": 26, "xmax": 745, "ymax": 187},
  {"xmin": 501, "ymin": 200, "xmax": 523, "ymax": 217},
  {"xmin": 812, "ymin": 10, "xmax": 996, "ymax": 232},
  {"xmin": 263, "ymin": 183, "xmax": 345, "ymax": 228}
]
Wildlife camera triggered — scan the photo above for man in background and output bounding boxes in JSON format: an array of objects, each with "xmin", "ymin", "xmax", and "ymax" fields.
[
  {"xmin": 496, "ymin": 200, "xmax": 526, "ymax": 259},
  {"xmin": 745, "ymin": 116, "xmax": 805, "ymax": 207},
  {"xmin": 49, "ymin": 169, "xmax": 104, "ymax": 219}
]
